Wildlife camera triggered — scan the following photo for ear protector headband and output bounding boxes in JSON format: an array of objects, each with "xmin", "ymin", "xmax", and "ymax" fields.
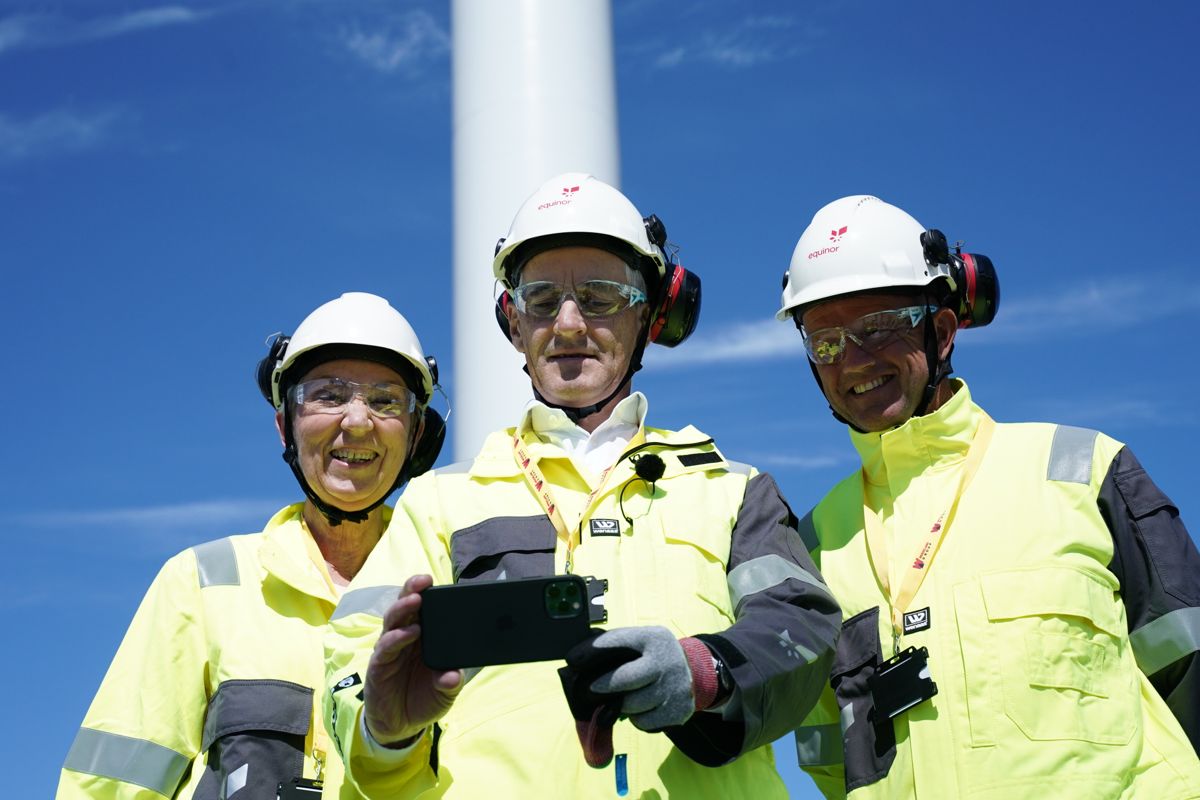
[
  {"xmin": 919, "ymin": 228, "xmax": 1001, "ymax": 328},
  {"xmin": 492, "ymin": 214, "xmax": 703, "ymax": 347}
]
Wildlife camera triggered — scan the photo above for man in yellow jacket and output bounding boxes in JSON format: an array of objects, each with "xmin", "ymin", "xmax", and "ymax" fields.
[
  {"xmin": 325, "ymin": 173, "xmax": 841, "ymax": 798},
  {"xmin": 780, "ymin": 195, "xmax": 1200, "ymax": 799},
  {"xmin": 58, "ymin": 293, "xmax": 446, "ymax": 799}
]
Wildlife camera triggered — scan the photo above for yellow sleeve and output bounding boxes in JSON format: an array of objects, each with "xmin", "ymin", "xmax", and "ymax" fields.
[
  {"xmin": 58, "ymin": 552, "xmax": 208, "ymax": 799},
  {"xmin": 324, "ymin": 477, "xmax": 452, "ymax": 798}
]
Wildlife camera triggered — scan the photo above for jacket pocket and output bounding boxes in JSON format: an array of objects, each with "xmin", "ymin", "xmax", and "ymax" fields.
[
  {"xmin": 450, "ymin": 515, "xmax": 556, "ymax": 582},
  {"xmin": 830, "ymin": 607, "xmax": 896, "ymax": 792},
  {"xmin": 661, "ymin": 517, "xmax": 735, "ymax": 630},
  {"xmin": 973, "ymin": 566, "xmax": 1136, "ymax": 745},
  {"xmin": 194, "ymin": 679, "xmax": 312, "ymax": 800}
]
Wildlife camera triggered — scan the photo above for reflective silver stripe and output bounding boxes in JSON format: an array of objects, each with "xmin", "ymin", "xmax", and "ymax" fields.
[
  {"xmin": 724, "ymin": 459, "xmax": 753, "ymax": 477},
  {"xmin": 63, "ymin": 727, "xmax": 189, "ymax": 795},
  {"xmin": 1046, "ymin": 425, "xmax": 1099, "ymax": 484},
  {"xmin": 330, "ymin": 584, "xmax": 403, "ymax": 621},
  {"xmin": 794, "ymin": 723, "xmax": 843, "ymax": 766},
  {"xmin": 797, "ymin": 509, "xmax": 819, "ymax": 553},
  {"xmin": 840, "ymin": 701, "xmax": 855, "ymax": 732},
  {"xmin": 225, "ymin": 763, "xmax": 249, "ymax": 797},
  {"xmin": 193, "ymin": 537, "xmax": 239, "ymax": 588},
  {"xmin": 728, "ymin": 554, "xmax": 831, "ymax": 614},
  {"xmin": 1131, "ymin": 607, "xmax": 1200, "ymax": 677}
]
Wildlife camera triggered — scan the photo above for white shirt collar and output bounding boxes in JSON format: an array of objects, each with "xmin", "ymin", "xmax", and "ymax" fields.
[{"xmin": 518, "ymin": 392, "xmax": 648, "ymax": 480}]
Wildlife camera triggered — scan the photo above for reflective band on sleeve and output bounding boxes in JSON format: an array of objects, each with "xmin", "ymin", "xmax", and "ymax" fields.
[
  {"xmin": 193, "ymin": 537, "xmax": 239, "ymax": 588},
  {"xmin": 1130, "ymin": 606, "xmax": 1200, "ymax": 677},
  {"xmin": 330, "ymin": 584, "xmax": 403, "ymax": 621},
  {"xmin": 1046, "ymin": 425, "xmax": 1099, "ymax": 484},
  {"xmin": 63, "ymin": 727, "xmax": 190, "ymax": 795},
  {"xmin": 724, "ymin": 460, "xmax": 754, "ymax": 477},
  {"xmin": 728, "ymin": 553, "xmax": 831, "ymax": 614},
  {"xmin": 794, "ymin": 723, "xmax": 843, "ymax": 767},
  {"xmin": 797, "ymin": 509, "xmax": 819, "ymax": 553}
]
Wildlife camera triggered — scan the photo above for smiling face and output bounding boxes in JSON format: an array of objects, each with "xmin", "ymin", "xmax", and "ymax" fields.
[
  {"xmin": 507, "ymin": 246, "xmax": 649, "ymax": 410},
  {"xmin": 801, "ymin": 292, "xmax": 957, "ymax": 432},
  {"xmin": 277, "ymin": 358, "xmax": 417, "ymax": 513}
]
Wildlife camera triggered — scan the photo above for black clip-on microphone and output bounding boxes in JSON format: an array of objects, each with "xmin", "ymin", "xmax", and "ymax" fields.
[{"xmin": 620, "ymin": 453, "xmax": 666, "ymax": 525}]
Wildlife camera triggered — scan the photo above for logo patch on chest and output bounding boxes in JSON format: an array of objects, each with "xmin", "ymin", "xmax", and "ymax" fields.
[
  {"xmin": 589, "ymin": 518, "xmax": 621, "ymax": 537},
  {"xmin": 903, "ymin": 607, "xmax": 931, "ymax": 634}
]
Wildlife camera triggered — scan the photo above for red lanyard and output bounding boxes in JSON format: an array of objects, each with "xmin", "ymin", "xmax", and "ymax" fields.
[
  {"xmin": 863, "ymin": 414, "xmax": 995, "ymax": 655},
  {"xmin": 512, "ymin": 429, "xmax": 644, "ymax": 573}
]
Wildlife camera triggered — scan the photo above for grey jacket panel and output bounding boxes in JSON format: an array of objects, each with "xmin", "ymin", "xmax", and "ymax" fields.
[
  {"xmin": 668, "ymin": 472, "xmax": 841, "ymax": 766},
  {"xmin": 449, "ymin": 515, "xmax": 557, "ymax": 582},
  {"xmin": 1100, "ymin": 446, "xmax": 1200, "ymax": 752}
]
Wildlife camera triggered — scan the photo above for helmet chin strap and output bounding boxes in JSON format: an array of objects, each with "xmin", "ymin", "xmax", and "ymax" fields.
[{"xmin": 912, "ymin": 302, "xmax": 952, "ymax": 418}]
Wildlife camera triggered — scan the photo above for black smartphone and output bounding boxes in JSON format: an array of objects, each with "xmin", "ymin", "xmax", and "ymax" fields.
[{"xmin": 419, "ymin": 575, "xmax": 594, "ymax": 670}]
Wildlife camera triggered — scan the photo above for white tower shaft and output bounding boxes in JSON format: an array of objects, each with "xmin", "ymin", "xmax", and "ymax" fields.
[{"xmin": 451, "ymin": 0, "xmax": 619, "ymax": 460}]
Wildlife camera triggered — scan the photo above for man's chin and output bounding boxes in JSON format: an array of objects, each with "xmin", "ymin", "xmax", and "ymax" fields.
[
  {"xmin": 533, "ymin": 378, "xmax": 620, "ymax": 410},
  {"xmin": 837, "ymin": 401, "xmax": 914, "ymax": 433}
]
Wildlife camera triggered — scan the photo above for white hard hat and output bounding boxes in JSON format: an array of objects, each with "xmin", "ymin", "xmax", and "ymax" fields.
[
  {"xmin": 777, "ymin": 195, "xmax": 956, "ymax": 321},
  {"xmin": 492, "ymin": 172, "xmax": 669, "ymax": 288},
  {"xmin": 263, "ymin": 292, "xmax": 435, "ymax": 409}
]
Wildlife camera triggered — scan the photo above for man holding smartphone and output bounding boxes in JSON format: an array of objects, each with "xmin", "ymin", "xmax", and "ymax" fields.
[{"xmin": 325, "ymin": 173, "xmax": 841, "ymax": 797}]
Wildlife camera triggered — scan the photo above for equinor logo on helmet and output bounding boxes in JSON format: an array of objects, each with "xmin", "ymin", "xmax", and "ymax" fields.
[
  {"xmin": 807, "ymin": 246, "xmax": 839, "ymax": 260},
  {"xmin": 537, "ymin": 185, "xmax": 580, "ymax": 211}
]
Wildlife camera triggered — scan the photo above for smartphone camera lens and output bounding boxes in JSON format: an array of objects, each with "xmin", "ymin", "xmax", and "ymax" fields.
[{"xmin": 545, "ymin": 579, "xmax": 584, "ymax": 619}]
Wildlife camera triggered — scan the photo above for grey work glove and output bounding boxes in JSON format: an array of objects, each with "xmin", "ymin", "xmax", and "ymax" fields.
[{"xmin": 585, "ymin": 625, "xmax": 719, "ymax": 733}]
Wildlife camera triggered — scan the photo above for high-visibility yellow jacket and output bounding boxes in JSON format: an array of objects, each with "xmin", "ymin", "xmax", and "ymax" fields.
[
  {"xmin": 325, "ymin": 420, "xmax": 841, "ymax": 799},
  {"xmin": 795, "ymin": 381, "xmax": 1200, "ymax": 799},
  {"xmin": 58, "ymin": 504, "xmax": 365, "ymax": 799}
]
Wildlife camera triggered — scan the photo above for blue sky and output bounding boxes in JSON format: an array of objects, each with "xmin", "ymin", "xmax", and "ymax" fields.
[{"xmin": 6, "ymin": 1, "xmax": 1198, "ymax": 795}]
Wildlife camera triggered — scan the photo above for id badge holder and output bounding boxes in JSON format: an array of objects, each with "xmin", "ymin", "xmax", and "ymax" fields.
[
  {"xmin": 277, "ymin": 778, "xmax": 323, "ymax": 799},
  {"xmin": 867, "ymin": 645, "xmax": 937, "ymax": 720}
]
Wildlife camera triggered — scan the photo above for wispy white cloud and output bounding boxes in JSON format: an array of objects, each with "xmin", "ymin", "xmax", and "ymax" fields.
[
  {"xmin": 646, "ymin": 274, "xmax": 1200, "ymax": 371},
  {"xmin": 339, "ymin": 9, "xmax": 449, "ymax": 74},
  {"xmin": 0, "ymin": 109, "xmax": 124, "ymax": 161},
  {"xmin": 0, "ymin": 7, "xmax": 206, "ymax": 55},
  {"xmin": 22, "ymin": 499, "xmax": 284, "ymax": 533},
  {"xmin": 1023, "ymin": 397, "xmax": 1196, "ymax": 429},
  {"xmin": 982, "ymin": 276, "xmax": 1200, "ymax": 343},
  {"xmin": 744, "ymin": 451, "xmax": 850, "ymax": 470},
  {"xmin": 652, "ymin": 15, "xmax": 822, "ymax": 70},
  {"xmin": 644, "ymin": 317, "xmax": 801, "ymax": 369}
]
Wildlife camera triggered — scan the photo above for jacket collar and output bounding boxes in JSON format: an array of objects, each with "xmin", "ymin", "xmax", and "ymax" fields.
[
  {"xmin": 467, "ymin": 414, "xmax": 725, "ymax": 485},
  {"xmin": 257, "ymin": 503, "xmax": 392, "ymax": 605},
  {"xmin": 850, "ymin": 379, "xmax": 982, "ymax": 490}
]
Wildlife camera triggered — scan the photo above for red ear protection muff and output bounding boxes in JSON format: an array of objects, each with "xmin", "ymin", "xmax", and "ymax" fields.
[
  {"xmin": 494, "ymin": 291, "xmax": 514, "ymax": 340},
  {"xmin": 920, "ymin": 228, "xmax": 1000, "ymax": 328},
  {"xmin": 954, "ymin": 251, "xmax": 999, "ymax": 328},
  {"xmin": 648, "ymin": 263, "xmax": 702, "ymax": 346},
  {"xmin": 641, "ymin": 214, "xmax": 701, "ymax": 347}
]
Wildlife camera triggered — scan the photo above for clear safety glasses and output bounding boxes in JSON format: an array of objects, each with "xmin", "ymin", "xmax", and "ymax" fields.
[
  {"xmin": 801, "ymin": 305, "xmax": 928, "ymax": 365},
  {"xmin": 512, "ymin": 279, "xmax": 647, "ymax": 319},
  {"xmin": 291, "ymin": 378, "xmax": 416, "ymax": 419}
]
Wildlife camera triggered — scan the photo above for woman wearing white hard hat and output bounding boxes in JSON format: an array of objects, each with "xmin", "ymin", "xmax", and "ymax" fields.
[{"xmin": 59, "ymin": 292, "xmax": 445, "ymax": 799}]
